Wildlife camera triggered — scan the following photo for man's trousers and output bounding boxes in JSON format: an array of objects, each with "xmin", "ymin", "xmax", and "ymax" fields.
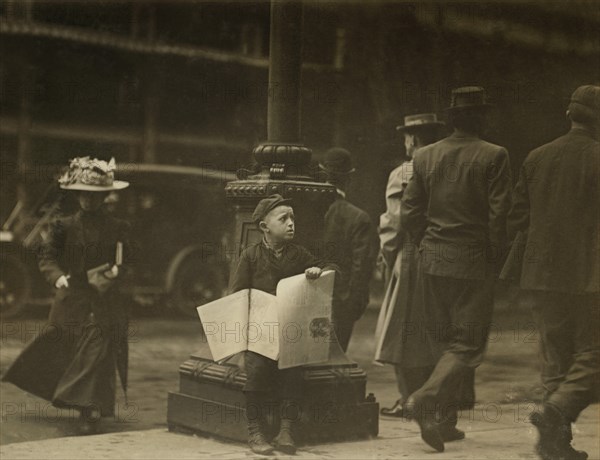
[
  {"xmin": 529, "ymin": 291, "xmax": 599, "ymax": 422},
  {"xmin": 409, "ymin": 273, "xmax": 494, "ymax": 415}
]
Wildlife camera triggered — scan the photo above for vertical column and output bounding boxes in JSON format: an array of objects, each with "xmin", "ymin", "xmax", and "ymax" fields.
[{"xmin": 267, "ymin": 0, "xmax": 303, "ymax": 144}]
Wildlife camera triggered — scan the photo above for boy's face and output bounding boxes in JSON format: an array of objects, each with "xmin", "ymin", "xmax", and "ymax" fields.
[{"xmin": 260, "ymin": 205, "xmax": 295, "ymax": 242}]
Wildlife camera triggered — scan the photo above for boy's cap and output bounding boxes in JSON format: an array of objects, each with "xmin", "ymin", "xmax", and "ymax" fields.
[{"xmin": 252, "ymin": 194, "xmax": 292, "ymax": 222}]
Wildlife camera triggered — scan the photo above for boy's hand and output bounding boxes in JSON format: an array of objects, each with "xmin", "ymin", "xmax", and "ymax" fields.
[{"xmin": 305, "ymin": 267, "xmax": 323, "ymax": 279}]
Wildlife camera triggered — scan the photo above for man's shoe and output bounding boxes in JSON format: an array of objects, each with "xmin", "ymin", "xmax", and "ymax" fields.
[
  {"xmin": 530, "ymin": 406, "xmax": 587, "ymax": 460},
  {"xmin": 530, "ymin": 409, "xmax": 558, "ymax": 460},
  {"xmin": 439, "ymin": 426, "xmax": 465, "ymax": 442},
  {"xmin": 78, "ymin": 419, "xmax": 98, "ymax": 436},
  {"xmin": 405, "ymin": 397, "xmax": 444, "ymax": 453},
  {"xmin": 78, "ymin": 407, "xmax": 99, "ymax": 436},
  {"xmin": 556, "ymin": 423, "xmax": 588, "ymax": 460},
  {"xmin": 273, "ymin": 419, "xmax": 296, "ymax": 455},
  {"xmin": 381, "ymin": 399, "xmax": 404, "ymax": 418}
]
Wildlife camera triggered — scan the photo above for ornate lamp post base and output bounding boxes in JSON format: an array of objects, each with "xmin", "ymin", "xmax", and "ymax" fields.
[
  {"xmin": 166, "ymin": 0, "xmax": 378, "ymax": 444},
  {"xmin": 167, "ymin": 344, "xmax": 378, "ymax": 443}
]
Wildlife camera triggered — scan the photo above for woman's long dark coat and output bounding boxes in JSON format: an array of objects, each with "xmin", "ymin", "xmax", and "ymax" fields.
[{"xmin": 2, "ymin": 209, "xmax": 130, "ymax": 416}]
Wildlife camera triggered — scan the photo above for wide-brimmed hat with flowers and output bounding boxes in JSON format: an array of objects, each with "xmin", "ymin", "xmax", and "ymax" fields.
[{"xmin": 58, "ymin": 156, "xmax": 129, "ymax": 191}]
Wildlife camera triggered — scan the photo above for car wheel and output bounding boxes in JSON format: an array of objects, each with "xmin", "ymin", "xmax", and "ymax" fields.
[
  {"xmin": 0, "ymin": 255, "xmax": 31, "ymax": 319},
  {"xmin": 171, "ymin": 257, "xmax": 227, "ymax": 317}
]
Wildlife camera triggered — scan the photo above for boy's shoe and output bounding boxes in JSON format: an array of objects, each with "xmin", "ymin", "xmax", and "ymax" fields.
[
  {"xmin": 273, "ymin": 419, "xmax": 296, "ymax": 455},
  {"xmin": 248, "ymin": 421, "xmax": 274, "ymax": 455}
]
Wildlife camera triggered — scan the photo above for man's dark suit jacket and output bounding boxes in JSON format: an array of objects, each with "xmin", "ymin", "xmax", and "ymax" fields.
[
  {"xmin": 401, "ymin": 132, "xmax": 512, "ymax": 279},
  {"xmin": 323, "ymin": 195, "xmax": 378, "ymax": 322},
  {"xmin": 508, "ymin": 127, "xmax": 599, "ymax": 294}
]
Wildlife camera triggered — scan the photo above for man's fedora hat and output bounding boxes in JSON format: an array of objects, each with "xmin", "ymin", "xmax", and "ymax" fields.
[
  {"xmin": 396, "ymin": 113, "xmax": 445, "ymax": 132},
  {"xmin": 319, "ymin": 147, "xmax": 355, "ymax": 175},
  {"xmin": 446, "ymin": 86, "xmax": 492, "ymax": 112},
  {"xmin": 568, "ymin": 85, "xmax": 600, "ymax": 122},
  {"xmin": 252, "ymin": 194, "xmax": 293, "ymax": 223},
  {"xmin": 58, "ymin": 156, "xmax": 129, "ymax": 191}
]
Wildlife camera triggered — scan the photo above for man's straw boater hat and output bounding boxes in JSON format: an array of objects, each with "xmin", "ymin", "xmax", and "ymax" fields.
[
  {"xmin": 446, "ymin": 86, "xmax": 492, "ymax": 112},
  {"xmin": 396, "ymin": 113, "xmax": 445, "ymax": 133},
  {"xmin": 58, "ymin": 156, "xmax": 129, "ymax": 191}
]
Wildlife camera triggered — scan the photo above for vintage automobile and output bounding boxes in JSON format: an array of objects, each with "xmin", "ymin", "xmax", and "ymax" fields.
[{"xmin": 0, "ymin": 164, "xmax": 236, "ymax": 318}]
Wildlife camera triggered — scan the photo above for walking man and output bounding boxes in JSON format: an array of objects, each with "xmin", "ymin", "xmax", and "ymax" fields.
[
  {"xmin": 401, "ymin": 87, "xmax": 512, "ymax": 452},
  {"xmin": 508, "ymin": 85, "xmax": 599, "ymax": 460},
  {"xmin": 321, "ymin": 147, "xmax": 378, "ymax": 352}
]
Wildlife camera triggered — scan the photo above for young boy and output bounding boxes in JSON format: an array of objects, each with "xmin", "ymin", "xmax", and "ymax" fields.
[{"xmin": 230, "ymin": 194, "xmax": 336, "ymax": 455}]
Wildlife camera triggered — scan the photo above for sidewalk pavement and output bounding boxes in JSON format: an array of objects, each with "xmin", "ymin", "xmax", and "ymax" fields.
[{"xmin": 1, "ymin": 403, "xmax": 598, "ymax": 460}]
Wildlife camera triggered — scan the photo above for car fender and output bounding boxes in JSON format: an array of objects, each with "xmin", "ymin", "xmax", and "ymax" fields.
[{"xmin": 165, "ymin": 245, "xmax": 209, "ymax": 293}]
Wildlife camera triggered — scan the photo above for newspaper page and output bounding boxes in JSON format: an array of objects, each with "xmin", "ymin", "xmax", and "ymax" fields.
[
  {"xmin": 196, "ymin": 289, "xmax": 250, "ymax": 361},
  {"xmin": 276, "ymin": 270, "xmax": 335, "ymax": 369},
  {"xmin": 247, "ymin": 289, "xmax": 279, "ymax": 360}
]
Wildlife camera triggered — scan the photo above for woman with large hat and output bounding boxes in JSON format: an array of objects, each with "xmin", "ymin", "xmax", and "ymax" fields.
[{"xmin": 2, "ymin": 156, "xmax": 131, "ymax": 435}]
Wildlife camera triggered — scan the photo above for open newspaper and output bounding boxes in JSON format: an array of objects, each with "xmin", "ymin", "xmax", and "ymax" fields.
[{"xmin": 197, "ymin": 270, "xmax": 335, "ymax": 369}]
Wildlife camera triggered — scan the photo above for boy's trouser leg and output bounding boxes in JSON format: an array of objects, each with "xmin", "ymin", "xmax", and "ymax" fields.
[
  {"xmin": 243, "ymin": 352, "xmax": 277, "ymax": 455},
  {"xmin": 273, "ymin": 367, "xmax": 303, "ymax": 454}
]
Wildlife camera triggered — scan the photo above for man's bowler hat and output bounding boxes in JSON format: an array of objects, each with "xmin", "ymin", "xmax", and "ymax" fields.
[
  {"xmin": 319, "ymin": 148, "xmax": 355, "ymax": 175},
  {"xmin": 396, "ymin": 113, "xmax": 445, "ymax": 132},
  {"xmin": 252, "ymin": 194, "xmax": 293, "ymax": 223},
  {"xmin": 446, "ymin": 86, "xmax": 492, "ymax": 112}
]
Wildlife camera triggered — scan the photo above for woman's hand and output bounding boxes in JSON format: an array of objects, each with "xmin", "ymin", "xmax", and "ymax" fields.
[
  {"xmin": 305, "ymin": 266, "xmax": 323, "ymax": 280},
  {"xmin": 103, "ymin": 265, "xmax": 119, "ymax": 280},
  {"xmin": 55, "ymin": 275, "xmax": 70, "ymax": 289}
]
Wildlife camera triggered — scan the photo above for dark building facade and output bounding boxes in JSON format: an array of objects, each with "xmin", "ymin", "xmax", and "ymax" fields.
[{"xmin": 1, "ymin": 1, "xmax": 599, "ymax": 220}]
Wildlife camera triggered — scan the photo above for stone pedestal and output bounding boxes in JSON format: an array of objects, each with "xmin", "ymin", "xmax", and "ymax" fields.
[{"xmin": 167, "ymin": 343, "xmax": 378, "ymax": 443}]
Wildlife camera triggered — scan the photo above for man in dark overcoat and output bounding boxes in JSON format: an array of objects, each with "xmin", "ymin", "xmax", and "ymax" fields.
[
  {"xmin": 400, "ymin": 87, "xmax": 512, "ymax": 452},
  {"xmin": 321, "ymin": 148, "xmax": 378, "ymax": 352},
  {"xmin": 507, "ymin": 85, "xmax": 599, "ymax": 460}
]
